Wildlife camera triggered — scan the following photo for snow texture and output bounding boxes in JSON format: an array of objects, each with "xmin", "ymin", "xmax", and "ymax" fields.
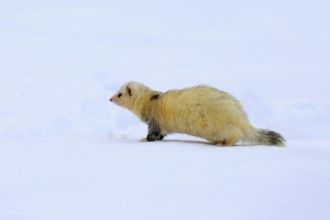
[{"xmin": 1, "ymin": 1, "xmax": 330, "ymax": 220}]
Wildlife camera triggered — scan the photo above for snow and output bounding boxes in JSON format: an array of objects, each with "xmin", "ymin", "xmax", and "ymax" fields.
[
  {"xmin": 2, "ymin": 137, "xmax": 330, "ymax": 220},
  {"xmin": 1, "ymin": 0, "xmax": 330, "ymax": 219}
]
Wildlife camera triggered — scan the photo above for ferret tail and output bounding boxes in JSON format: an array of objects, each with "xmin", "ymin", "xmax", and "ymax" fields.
[{"xmin": 245, "ymin": 128, "xmax": 286, "ymax": 146}]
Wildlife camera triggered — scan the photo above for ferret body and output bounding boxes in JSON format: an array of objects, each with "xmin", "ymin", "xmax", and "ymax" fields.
[{"xmin": 110, "ymin": 82, "xmax": 285, "ymax": 146}]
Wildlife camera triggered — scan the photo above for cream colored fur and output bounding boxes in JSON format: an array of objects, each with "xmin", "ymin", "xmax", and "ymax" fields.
[{"xmin": 110, "ymin": 82, "xmax": 285, "ymax": 146}]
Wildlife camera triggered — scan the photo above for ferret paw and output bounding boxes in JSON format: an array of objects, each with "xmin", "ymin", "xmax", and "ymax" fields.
[
  {"xmin": 146, "ymin": 133, "xmax": 164, "ymax": 141},
  {"xmin": 146, "ymin": 134, "xmax": 157, "ymax": 141},
  {"xmin": 215, "ymin": 140, "xmax": 230, "ymax": 146}
]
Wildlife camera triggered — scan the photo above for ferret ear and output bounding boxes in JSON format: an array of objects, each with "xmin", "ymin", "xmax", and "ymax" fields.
[{"xmin": 126, "ymin": 86, "xmax": 132, "ymax": 96}]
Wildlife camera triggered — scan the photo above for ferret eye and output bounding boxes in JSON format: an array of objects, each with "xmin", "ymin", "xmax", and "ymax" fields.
[{"xmin": 118, "ymin": 93, "xmax": 122, "ymax": 98}]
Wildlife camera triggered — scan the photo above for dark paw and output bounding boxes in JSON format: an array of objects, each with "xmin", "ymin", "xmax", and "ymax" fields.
[
  {"xmin": 146, "ymin": 133, "xmax": 164, "ymax": 141},
  {"xmin": 146, "ymin": 134, "xmax": 157, "ymax": 141}
]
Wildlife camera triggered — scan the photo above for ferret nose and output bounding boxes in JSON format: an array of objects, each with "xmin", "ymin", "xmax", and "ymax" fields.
[{"xmin": 109, "ymin": 98, "xmax": 113, "ymax": 102}]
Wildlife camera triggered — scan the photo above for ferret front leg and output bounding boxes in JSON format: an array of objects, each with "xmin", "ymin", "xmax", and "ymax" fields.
[{"xmin": 146, "ymin": 119, "xmax": 165, "ymax": 141}]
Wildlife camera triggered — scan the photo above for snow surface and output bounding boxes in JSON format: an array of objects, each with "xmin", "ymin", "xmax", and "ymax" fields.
[{"xmin": 1, "ymin": 1, "xmax": 330, "ymax": 220}]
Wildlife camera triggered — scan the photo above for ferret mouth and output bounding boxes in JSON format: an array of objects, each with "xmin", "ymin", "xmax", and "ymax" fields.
[{"xmin": 109, "ymin": 98, "xmax": 122, "ymax": 105}]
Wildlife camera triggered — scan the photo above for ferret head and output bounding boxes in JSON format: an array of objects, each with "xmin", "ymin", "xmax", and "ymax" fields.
[{"xmin": 109, "ymin": 81, "xmax": 149, "ymax": 111}]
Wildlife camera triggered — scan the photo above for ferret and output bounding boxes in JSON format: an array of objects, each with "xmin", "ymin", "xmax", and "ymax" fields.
[{"xmin": 109, "ymin": 82, "xmax": 285, "ymax": 146}]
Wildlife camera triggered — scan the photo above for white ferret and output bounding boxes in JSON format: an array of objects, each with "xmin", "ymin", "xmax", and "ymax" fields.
[{"xmin": 110, "ymin": 82, "xmax": 285, "ymax": 146}]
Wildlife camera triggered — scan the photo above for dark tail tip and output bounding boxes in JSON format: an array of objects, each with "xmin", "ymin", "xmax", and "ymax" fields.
[{"xmin": 258, "ymin": 130, "xmax": 286, "ymax": 146}]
